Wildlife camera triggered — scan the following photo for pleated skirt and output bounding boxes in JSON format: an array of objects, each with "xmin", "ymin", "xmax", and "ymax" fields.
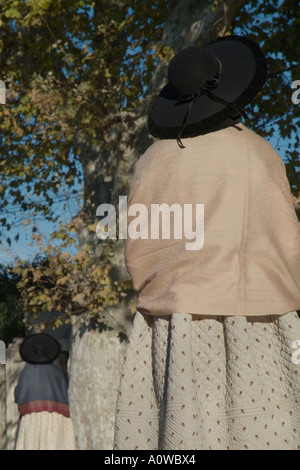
[
  {"xmin": 114, "ymin": 310, "xmax": 300, "ymax": 450},
  {"xmin": 14, "ymin": 411, "xmax": 77, "ymax": 450}
]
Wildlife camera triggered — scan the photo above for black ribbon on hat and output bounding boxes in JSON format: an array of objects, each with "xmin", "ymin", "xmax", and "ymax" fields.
[{"xmin": 176, "ymin": 59, "xmax": 248, "ymax": 148}]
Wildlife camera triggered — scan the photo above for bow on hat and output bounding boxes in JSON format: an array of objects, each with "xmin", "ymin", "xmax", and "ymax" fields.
[{"xmin": 148, "ymin": 35, "xmax": 267, "ymax": 147}]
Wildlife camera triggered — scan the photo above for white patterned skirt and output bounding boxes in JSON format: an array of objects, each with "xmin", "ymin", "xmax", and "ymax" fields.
[
  {"xmin": 114, "ymin": 310, "xmax": 300, "ymax": 450},
  {"xmin": 14, "ymin": 411, "xmax": 77, "ymax": 450}
]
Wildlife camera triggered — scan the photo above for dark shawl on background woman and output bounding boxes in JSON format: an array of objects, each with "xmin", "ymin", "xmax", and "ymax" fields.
[{"xmin": 15, "ymin": 363, "xmax": 70, "ymax": 417}]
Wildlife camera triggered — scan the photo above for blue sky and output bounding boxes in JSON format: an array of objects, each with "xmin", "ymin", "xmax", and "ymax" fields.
[{"xmin": 0, "ymin": 179, "xmax": 83, "ymax": 266}]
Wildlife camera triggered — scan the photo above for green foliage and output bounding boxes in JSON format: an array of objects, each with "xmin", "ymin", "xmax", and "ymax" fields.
[
  {"xmin": 0, "ymin": 0, "xmax": 170, "ymax": 232},
  {"xmin": 0, "ymin": 0, "xmax": 170, "ymax": 332},
  {"xmin": 12, "ymin": 221, "xmax": 135, "ymax": 332}
]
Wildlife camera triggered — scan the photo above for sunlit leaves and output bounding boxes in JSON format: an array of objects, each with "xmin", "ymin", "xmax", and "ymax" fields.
[
  {"xmin": 0, "ymin": 0, "xmax": 169, "ymax": 239},
  {"xmin": 13, "ymin": 220, "xmax": 133, "ymax": 332}
]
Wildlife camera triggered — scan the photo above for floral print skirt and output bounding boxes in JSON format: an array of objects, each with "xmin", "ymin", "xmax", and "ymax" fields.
[{"xmin": 114, "ymin": 310, "xmax": 300, "ymax": 450}]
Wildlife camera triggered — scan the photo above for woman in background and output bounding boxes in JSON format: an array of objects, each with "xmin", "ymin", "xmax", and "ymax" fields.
[{"xmin": 14, "ymin": 333, "xmax": 76, "ymax": 450}]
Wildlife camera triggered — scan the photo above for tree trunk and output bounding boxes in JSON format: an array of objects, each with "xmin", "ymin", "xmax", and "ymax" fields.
[
  {"xmin": 68, "ymin": 314, "xmax": 126, "ymax": 450},
  {"xmin": 68, "ymin": 0, "xmax": 250, "ymax": 450}
]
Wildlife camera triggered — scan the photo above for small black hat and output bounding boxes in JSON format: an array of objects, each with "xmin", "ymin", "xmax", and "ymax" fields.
[
  {"xmin": 19, "ymin": 333, "xmax": 61, "ymax": 365},
  {"xmin": 148, "ymin": 35, "xmax": 267, "ymax": 148}
]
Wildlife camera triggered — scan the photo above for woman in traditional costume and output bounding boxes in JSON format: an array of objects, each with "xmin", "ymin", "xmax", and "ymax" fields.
[
  {"xmin": 14, "ymin": 333, "xmax": 76, "ymax": 450},
  {"xmin": 113, "ymin": 35, "xmax": 300, "ymax": 450}
]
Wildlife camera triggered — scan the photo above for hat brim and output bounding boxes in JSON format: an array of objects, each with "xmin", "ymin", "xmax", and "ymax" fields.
[
  {"xmin": 19, "ymin": 333, "xmax": 61, "ymax": 365},
  {"xmin": 148, "ymin": 35, "xmax": 267, "ymax": 139}
]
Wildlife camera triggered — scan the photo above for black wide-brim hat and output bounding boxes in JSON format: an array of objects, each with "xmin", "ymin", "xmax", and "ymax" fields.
[
  {"xmin": 19, "ymin": 333, "xmax": 61, "ymax": 365},
  {"xmin": 148, "ymin": 35, "xmax": 267, "ymax": 144}
]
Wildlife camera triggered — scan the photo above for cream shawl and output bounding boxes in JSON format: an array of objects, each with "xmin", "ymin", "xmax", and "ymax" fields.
[{"xmin": 125, "ymin": 121, "xmax": 300, "ymax": 316}]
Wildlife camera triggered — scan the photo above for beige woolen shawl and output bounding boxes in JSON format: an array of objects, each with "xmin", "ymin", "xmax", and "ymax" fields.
[{"xmin": 125, "ymin": 121, "xmax": 300, "ymax": 317}]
